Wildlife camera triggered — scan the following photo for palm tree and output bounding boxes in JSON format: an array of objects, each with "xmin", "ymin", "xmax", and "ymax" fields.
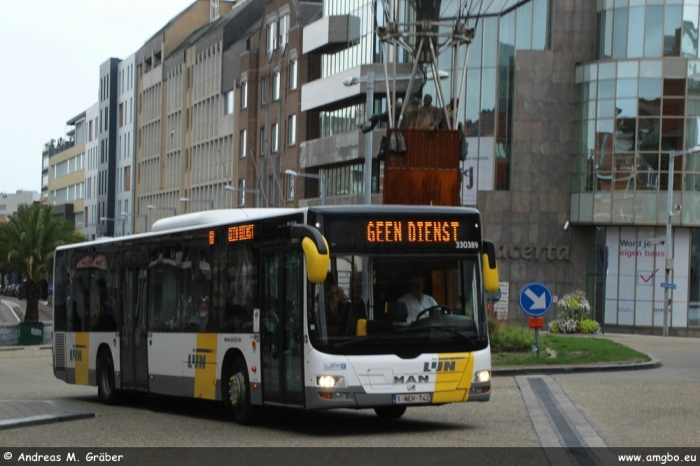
[{"xmin": 0, "ymin": 204, "xmax": 83, "ymax": 322}]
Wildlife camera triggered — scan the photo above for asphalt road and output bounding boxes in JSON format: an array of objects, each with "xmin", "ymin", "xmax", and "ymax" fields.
[
  {"xmin": 0, "ymin": 296, "xmax": 52, "ymax": 323},
  {"xmin": 0, "ymin": 333, "xmax": 699, "ymax": 454}
]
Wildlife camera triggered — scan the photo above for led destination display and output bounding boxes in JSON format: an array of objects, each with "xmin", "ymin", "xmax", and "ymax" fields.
[{"xmin": 326, "ymin": 215, "xmax": 482, "ymax": 251}]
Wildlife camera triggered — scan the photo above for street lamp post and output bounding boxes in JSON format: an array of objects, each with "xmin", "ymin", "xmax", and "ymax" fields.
[
  {"xmin": 121, "ymin": 212, "xmax": 148, "ymax": 235},
  {"xmin": 98, "ymin": 217, "xmax": 123, "ymax": 238},
  {"xmin": 224, "ymin": 185, "xmax": 261, "ymax": 208},
  {"xmin": 284, "ymin": 170, "xmax": 326, "ymax": 206},
  {"xmin": 344, "ymin": 71, "xmax": 375, "ymax": 205},
  {"xmin": 179, "ymin": 197, "xmax": 214, "ymax": 213},
  {"xmin": 147, "ymin": 205, "xmax": 177, "ymax": 217},
  {"xmin": 662, "ymin": 145, "xmax": 700, "ymax": 336}
]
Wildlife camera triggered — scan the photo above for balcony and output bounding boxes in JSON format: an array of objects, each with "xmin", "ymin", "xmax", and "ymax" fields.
[
  {"xmin": 303, "ymin": 15, "xmax": 361, "ymax": 55},
  {"xmin": 301, "ymin": 64, "xmax": 414, "ymax": 112},
  {"xmin": 300, "ymin": 129, "xmax": 384, "ymax": 168}
]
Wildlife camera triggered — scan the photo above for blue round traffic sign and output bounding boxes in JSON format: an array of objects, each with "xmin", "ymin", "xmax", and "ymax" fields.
[{"xmin": 518, "ymin": 282, "xmax": 553, "ymax": 317}]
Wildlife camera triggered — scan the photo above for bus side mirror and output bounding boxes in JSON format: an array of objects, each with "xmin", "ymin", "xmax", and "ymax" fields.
[
  {"xmin": 482, "ymin": 240, "xmax": 499, "ymax": 294},
  {"xmin": 291, "ymin": 225, "xmax": 330, "ymax": 284}
]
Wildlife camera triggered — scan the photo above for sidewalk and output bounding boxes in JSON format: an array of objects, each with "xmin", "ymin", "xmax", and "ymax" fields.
[{"xmin": 0, "ymin": 400, "xmax": 94, "ymax": 430}]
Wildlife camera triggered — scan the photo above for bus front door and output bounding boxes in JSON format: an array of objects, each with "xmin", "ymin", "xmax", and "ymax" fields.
[
  {"xmin": 119, "ymin": 247, "xmax": 149, "ymax": 391},
  {"xmin": 261, "ymin": 249, "xmax": 305, "ymax": 406}
]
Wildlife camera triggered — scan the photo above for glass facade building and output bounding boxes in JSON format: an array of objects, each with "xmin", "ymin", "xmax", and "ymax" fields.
[
  {"xmin": 297, "ymin": 0, "xmax": 700, "ymax": 334},
  {"xmin": 307, "ymin": 0, "xmax": 551, "ymax": 196},
  {"xmin": 569, "ymin": 0, "xmax": 700, "ymax": 332}
]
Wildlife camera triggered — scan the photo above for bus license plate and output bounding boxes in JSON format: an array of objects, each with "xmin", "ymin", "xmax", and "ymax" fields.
[{"xmin": 393, "ymin": 393, "xmax": 431, "ymax": 404}]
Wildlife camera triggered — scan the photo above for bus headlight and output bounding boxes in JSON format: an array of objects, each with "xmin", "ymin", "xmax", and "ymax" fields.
[
  {"xmin": 317, "ymin": 375, "xmax": 345, "ymax": 388},
  {"xmin": 474, "ymin": 371, "xmax": 490, "ymax": 383}
]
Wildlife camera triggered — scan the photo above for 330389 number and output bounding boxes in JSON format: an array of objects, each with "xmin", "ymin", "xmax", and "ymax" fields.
[{"xmin": 456, "ymin": 241, "xmax": 479, "ymax": 249}]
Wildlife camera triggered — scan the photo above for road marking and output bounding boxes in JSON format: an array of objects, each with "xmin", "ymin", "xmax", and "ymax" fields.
[
  {"xmin": 517, "ymin": 375, "xmax": 617, "ymax": 465},
  {"xmin": 0, "ymin": 300, "xmax": 21, "ymax": 322}
]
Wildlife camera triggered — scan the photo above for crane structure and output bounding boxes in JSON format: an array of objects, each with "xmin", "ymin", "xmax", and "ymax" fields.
[{"xmin": 373, "ymin": 0, "xmax": 479, "ymax": 206}]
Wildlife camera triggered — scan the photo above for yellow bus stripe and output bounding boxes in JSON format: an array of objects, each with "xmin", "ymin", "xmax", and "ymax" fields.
[
  {"xmin": 75, "ymin": 333, "xmax": 89, "ymax": 386},
  {"xmin": 432, "ymin": 352, "xmax": 473, "ymax": 403},
  {"xmin": 193, "ymin": 334, "xmax": 218, "ymax": 400}
]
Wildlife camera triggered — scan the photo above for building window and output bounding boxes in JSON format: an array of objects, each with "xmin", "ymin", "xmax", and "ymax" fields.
[
  {"xmin": 261, "ymin": 77, "xmax": 267, "ymax": 104},
  {"xmin": 267, "ymin": 21, "xmax": 277, "ymax": 55},
  {"xmin": 269, "ymin": 175, "xmax": 276, "ymax": 206},
  {"xmin": 241, "ymin": 80, "xmax": 248, "ymax": 109},
  {"xmin": 226, "ymin": 90, "xmax": 234, "ymax": 115},
  {"xmin": 279, "ymin": 14, "xmax": 290, "ymax": 50},
  {"xmin": 289, "ymin": 57, "xmax": 297, "ymax": 91},
  {"xmin": 260, "ymin": 126, "xmax": 266, "ymax": 155},
  {"xmin": 119, "ymin": 103, "xmax": 124, "ymax": 127},
  {"xmin": 240, "ymin": 130, "xmax": 247, "ymax": 158},
  {"xmin": 238, "ymin": 179, "xmax": 246, "ymax": 206},
  {"xmin": 288, "ymin": 114, "xmax": 296, "ymax": 146},
  {"xmin": 273, "ymin": 71, "xmax": 280, "ymax": 101},
  {"xmin": 271, "ymin": 123, "xmax": 279, "ymax": 153},
  {"xmin": 124, "ymin": 166, "xmax": 131, "ymax": 191},
  {"xmin": 286, "ymin": 173, "xmax": 294, "ymax": 201}
]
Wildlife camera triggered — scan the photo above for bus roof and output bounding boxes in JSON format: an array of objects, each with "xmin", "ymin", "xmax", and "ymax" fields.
[
  {"xmin": 56, "ymin": 208, "xmax": 304, "ymax": 252},
  {"xmin": 308, "ymin": 205, "xmax": 480, "ymax": 216},
  {"xmin": 150, "ymin": 208, "xmax": 301, "ymax": 232},
  {"xmin": 56, "ymin": 206, "xmax": 482, "ymax": 252}
]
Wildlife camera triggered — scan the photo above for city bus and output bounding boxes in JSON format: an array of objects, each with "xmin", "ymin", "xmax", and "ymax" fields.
[{"xmin": 52, "ymin": 205, "xmax": 498, "ymax": 423}]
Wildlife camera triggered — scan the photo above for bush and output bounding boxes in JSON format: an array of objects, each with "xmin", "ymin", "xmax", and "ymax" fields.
[
  {"xmin": 579, "ymin": 318, "xmax": 600, "ymax": 334},
  {"xmin": 488, "ymin": 316, "xmax": 535, "ymax": 351},
  {"xmin": 548, "ymin": 319, "xmax": 560, "ymax": 333},
  {"xmin": 557, "ymin": 318, "xmax": 578, "ymax": 334},
  {"xmin": 558, "ymin": 290, "xmax": 591, "ymax": 322}
]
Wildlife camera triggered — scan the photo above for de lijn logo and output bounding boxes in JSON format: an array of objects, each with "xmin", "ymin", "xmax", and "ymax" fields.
[{"xmin": 518, "ymin": 282, "xmax": 553, "ymax": 317}]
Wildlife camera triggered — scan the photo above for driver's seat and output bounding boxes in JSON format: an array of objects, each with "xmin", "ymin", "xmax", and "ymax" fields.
[{"xmin": 337, "ymin": 300, "xmax": 366, "ymax": 336}]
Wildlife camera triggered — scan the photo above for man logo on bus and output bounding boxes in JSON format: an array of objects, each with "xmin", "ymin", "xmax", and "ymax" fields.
[
  {"xmin": 394, "ymin": 375, "xmax": 429, "ymax": 384},
  {"xmin": 423, "ymin": 360, "xmax": 456, "ymax": 372}
]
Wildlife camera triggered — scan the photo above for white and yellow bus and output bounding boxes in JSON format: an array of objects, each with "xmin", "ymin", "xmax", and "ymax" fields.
[{"xmin": 52, "ymin": 205, "xmax": 498, "ymax": 423}]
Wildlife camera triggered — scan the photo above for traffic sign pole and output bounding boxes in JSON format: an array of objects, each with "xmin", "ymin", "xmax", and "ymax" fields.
[{"xmin": 520, "ymin": 283, "xmax": 553, "ymax": 360}]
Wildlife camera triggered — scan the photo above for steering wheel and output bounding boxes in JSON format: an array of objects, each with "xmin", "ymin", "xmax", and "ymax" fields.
[{"xmin": 415, "ymin": 305, "xmax": 452, "ymax": 321}]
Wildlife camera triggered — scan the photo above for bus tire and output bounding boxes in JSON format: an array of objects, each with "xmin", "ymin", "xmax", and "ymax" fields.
[
  {"xmin": 374, "ymin": 405, "xmax": 406, "ymax": 420},
  {"xmin": 97, "ymin": 351, "xmax": 119, "ymax": 405},
  {"xmin": 229, "ymin": 356, "xmax": 256, "ymax": 425}
]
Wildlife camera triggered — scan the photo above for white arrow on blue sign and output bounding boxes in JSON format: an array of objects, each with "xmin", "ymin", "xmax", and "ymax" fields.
[{"xmin": 518, "ymin": 282, "xmax": 553, "ymax": 317}]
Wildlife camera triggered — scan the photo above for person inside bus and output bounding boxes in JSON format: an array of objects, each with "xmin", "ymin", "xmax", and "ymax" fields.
[
  {"xmin": 98, "ymin": 296, "xmax": 117, "ymax": 331},
  {"xmin": 323, "ymin": 272, "xmax": 348, "ymax": 336},
  {"xmin": 397, "ymin": 276, "xmax": 438, "ymax": 325},
  {"xmin": 325, "ymin": 273, "xmax": 348, "ymax": 315}
]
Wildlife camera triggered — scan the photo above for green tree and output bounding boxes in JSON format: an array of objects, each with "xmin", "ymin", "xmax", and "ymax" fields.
[{"xmin": 0, "ymin": 204, "xmax": 83, "ymax": 322}]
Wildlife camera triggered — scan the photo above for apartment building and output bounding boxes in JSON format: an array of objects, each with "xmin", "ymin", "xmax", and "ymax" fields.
[
  {"xmin": 83, "ymin": 103, "xmax": 99, "ymax": 239},
  {"xmin": 48, "ymin": 112, "xmax": 87, "ymax": 226},
  {"xmin": 0, "ymin": 190, "xmax": 41, "ymax": 221},
  {"xmin": 134, "ymin": 0, "xmax": 237, "ymax": 226},
  {"xmin": 235, "ymin": 0, "xmax": 322, "ymax": 208}
]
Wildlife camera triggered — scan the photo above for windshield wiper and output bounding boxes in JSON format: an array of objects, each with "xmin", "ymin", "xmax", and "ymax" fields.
[
  {"xmin": 394, "ymin": 325, "xmax": 476, "ymax": 342},
  {"xmin": 333, "ymin": 334, "xmax": 383, "ymax": 349}
]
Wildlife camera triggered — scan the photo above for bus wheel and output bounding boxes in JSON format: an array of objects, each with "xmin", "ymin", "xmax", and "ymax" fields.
[
  {"xmin": 374, "ymin": 405, "xmax": 407, "ymax": 420},
  {"xmin": 229, "ymin": 357, "xmax": 256, "ymax": 425},
  {"xmin": 97, "ymin": 351, "xmax": 119, "ymax": 405}
]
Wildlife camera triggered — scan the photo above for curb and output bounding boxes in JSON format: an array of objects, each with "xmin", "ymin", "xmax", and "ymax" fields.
[
  {"xmin": 0, "ymin": 345, "xmax": 52, "ymax": 352},
  {"xmin": 0, "ymin": 412, "xmax": 96, "ymax": 431},
  {"xmin": 492, "ymin": 356, "xmax": 661, "ymax": 377}
]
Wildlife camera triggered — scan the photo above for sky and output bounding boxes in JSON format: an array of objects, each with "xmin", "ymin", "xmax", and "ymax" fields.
[{"xmin": 0, "ymin": 0, "xmax": 198, "ymax": 194}]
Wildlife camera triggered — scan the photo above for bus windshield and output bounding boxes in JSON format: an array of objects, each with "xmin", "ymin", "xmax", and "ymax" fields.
[{"xmin": 308, "ymin": 253, "xmax": 487, "ymax": 356}]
